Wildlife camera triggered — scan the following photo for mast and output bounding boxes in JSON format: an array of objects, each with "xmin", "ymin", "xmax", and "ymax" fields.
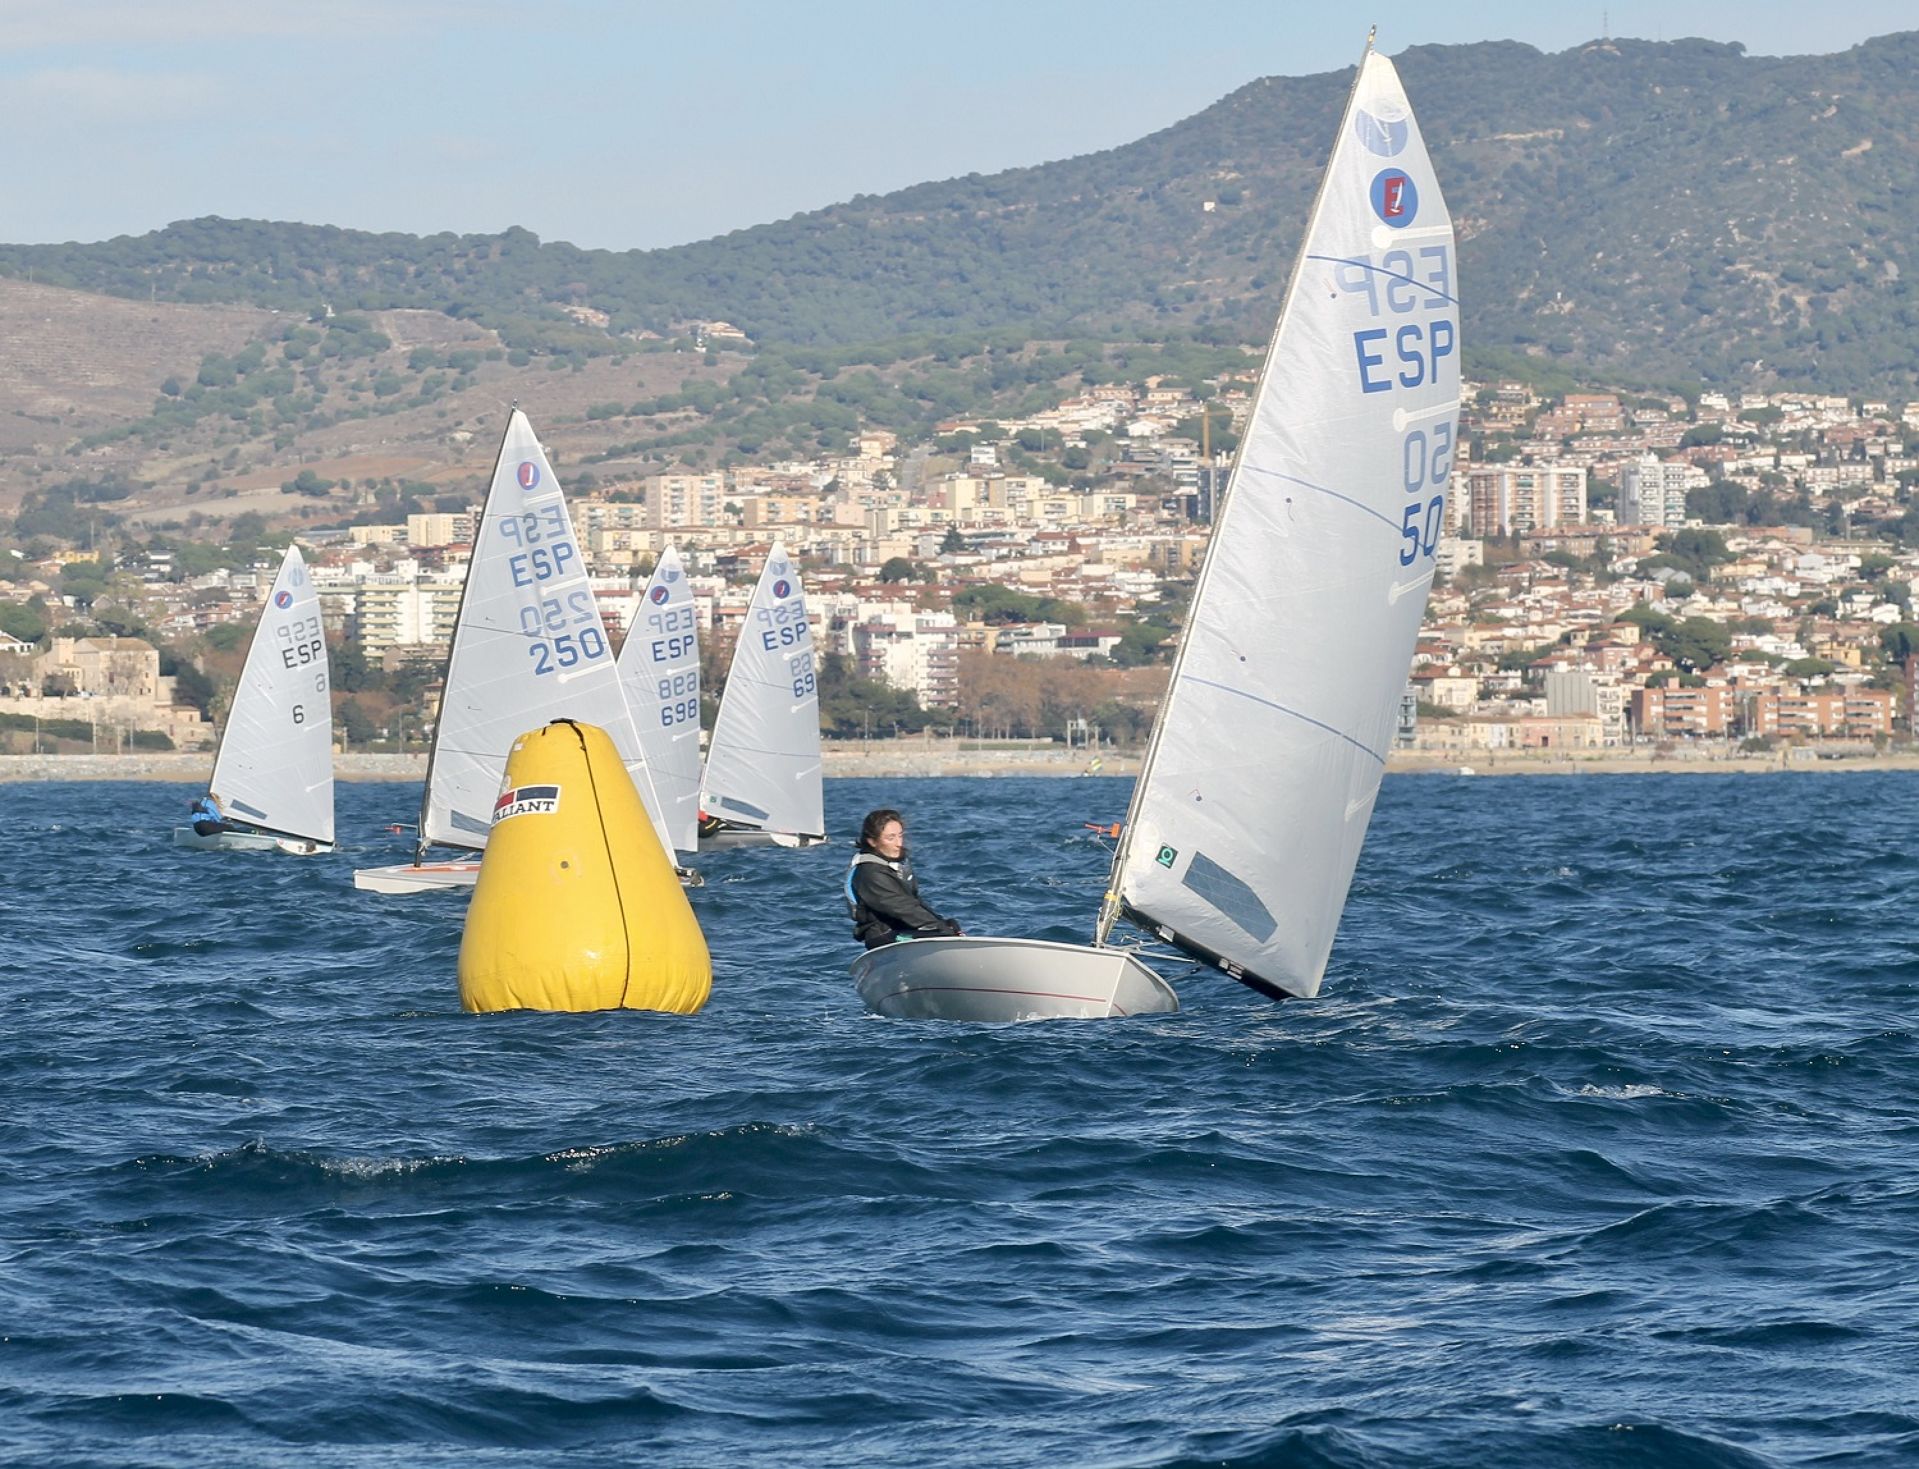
[{"xmin": 1095, "ymin": 31, "xmax": 1378, "ymax": 950}]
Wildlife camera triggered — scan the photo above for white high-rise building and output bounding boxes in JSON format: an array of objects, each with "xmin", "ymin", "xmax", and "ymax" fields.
[
  {"xmin": 640, "ymin": 473, "xmax": 726, "ymax": 529},
  {"xmin": 1619, "ymin": 456, "xmax": 1698, "ymax": 528},
  {"xmin": 354, "ymin": 577, "xmax": 463, "ymax": 655},
  {"xmin": 849, "ymin": 608, "xmax": 960, "ymax": 709}
]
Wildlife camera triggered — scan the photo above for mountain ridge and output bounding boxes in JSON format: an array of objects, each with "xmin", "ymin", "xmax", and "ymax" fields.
[{"xmin": 5, "ymin": 32, "xmax": 1918, "ymax": 392}]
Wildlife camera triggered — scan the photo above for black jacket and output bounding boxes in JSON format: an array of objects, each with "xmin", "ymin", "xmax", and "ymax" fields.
[{"xmin": 846, "ymin": 851, "xmax": 961, "ymax": 949}]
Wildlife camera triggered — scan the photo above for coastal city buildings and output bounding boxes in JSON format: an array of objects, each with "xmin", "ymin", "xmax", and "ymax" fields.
[{"xmin": 4, "ymin": 373, "xmax": 1918, "ymax": 758}]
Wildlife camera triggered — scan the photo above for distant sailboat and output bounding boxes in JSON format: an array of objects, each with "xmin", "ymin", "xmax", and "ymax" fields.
[
  {"xmin": 353, "ymin": 409, "xmax": 673, "ymax": 893},
  {"xmin": 699, "ymin": 542, "xmax": 825, "ymax": 849},
  {"xmin": 854, "ymin": 37, "xmax": 1458, "ymax": 1018},
  {"xmin": 175, "ymin": 544, "xmax": 334, "ymax": 855},
  {"xmin": 617, "ymin": 543, "xmax": 703, "ymax": 855}
]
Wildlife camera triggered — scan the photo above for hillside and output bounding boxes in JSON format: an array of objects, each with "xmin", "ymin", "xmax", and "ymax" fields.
[
  {"xmin": 0, "ymin": 273, "xmax": 1254, "ymax": 525},
  {"xmin": 0, "ymin": 277, "xmax": 746, "ymax": 522},
  {"xmin": 4, "ymin": 34, "xmax": 1919, "ymax": 393}
]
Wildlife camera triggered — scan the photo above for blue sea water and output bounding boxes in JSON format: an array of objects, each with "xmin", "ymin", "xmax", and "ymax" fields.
[{"xmin": 2, "ymin": 772, "xmax": 1917, "ymax": 1469}]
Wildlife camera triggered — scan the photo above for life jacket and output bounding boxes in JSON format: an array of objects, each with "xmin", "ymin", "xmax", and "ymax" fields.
[
  {"xmin": 845, "ymin": 850, "xmax": 924, "ymax": 945},
  {"xmin": 843, "ymin": 851, "xmax": 900, "ymax": 921}
]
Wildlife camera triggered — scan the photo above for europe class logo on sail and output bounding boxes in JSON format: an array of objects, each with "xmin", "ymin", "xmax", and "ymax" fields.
[{"xmin": 1369, "ymin": 170, "xmax": 1418, "ymax": 227}]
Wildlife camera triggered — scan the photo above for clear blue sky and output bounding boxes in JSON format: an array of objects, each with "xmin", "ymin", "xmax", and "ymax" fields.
[{"xmin": 4, "ymin": 1, "xmax": 1911, "ymax": 250}]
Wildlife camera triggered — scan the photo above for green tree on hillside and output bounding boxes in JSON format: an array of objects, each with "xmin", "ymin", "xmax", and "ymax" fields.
[
  {"xmin": 1880, "ymin": 623, "xmax": 1919, "ymax": 663},
  {"xmin": 814, "ymin": 653, "xmax": 935, "ymax": 736},
  {"xmin": 952, "ymin": 585, "xmax": 1086, "ymax": 626},
  {"xmin": 0, "ymin": 597, "xmax": 49, "ymax": 644},
  {"xmin": 1655, "ymin": 616, "xmax": 1733, "ymax": 672}
]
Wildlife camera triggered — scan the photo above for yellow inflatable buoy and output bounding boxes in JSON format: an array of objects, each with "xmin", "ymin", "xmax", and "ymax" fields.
[{"xmin": 458, "ymin": 720, "xmax": 711, "ymax": 1014}]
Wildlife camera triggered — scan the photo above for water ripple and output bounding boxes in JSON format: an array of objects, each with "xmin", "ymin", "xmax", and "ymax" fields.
[{"xmin": 3, "ymin": 773, "xmax": 1917, "ymax": 1466}]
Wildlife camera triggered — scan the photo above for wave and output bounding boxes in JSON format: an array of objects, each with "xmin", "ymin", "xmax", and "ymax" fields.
[{"xmin": 7, "ymin": 774, "xmax": 1919, "ymax": 1467}]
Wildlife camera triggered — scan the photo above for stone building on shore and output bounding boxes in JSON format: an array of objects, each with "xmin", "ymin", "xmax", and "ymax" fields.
[{"xmin": 0, "ymin": 636, "xmax": 210, "ymax": 749}]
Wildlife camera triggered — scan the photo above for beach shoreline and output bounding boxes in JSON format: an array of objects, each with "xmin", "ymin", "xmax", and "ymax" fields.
[{"xmin": 5, "ymin": 745, "xmax": 1917, "ymax": 782}]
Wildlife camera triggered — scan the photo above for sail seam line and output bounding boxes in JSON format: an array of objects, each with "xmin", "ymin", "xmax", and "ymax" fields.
[
  {"xmin": 1183, "ymin": 677, "xmax": 1386, "ymax": 765},
  {"xmin": 1306, "ymin": 253, "xmax": 1460, "ymax": 305},
  {"xmin": 1236, "ymin": 465, "xmax": 1399, "ymax": 531}
]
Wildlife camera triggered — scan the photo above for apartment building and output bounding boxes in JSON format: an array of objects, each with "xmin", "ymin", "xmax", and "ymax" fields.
[
  {"xmin": 585, "ymin": 526, "xmax": 666, "ymax": 566},
  {"xmin": 406, "ymin": 511, "xmax": 477, "ymax": 549},
  {"xmin": 1465, "ymin": 464, "xmax": 1588, "ymax": 536},
  {"xmin": 1630, "ymin": 684, "xmax": 1731, "ymax": 736},
  {"xmin": 1749, "ymin": 688, "xmax": 1895, "ymax": 739},
  {"xmin": 1619, "ymin": 456, "xmax": 1701, "ymax": 528},
  {"xmin": 850, "ymin": 609, "xmax": 961, "ymax": 709},
  {"xmin": 354, "ymin": 577, "xmax": 463, "ymax": 656},
  {"xmin": 1411, "ymin": 666, "xmax": 1479, "ymax": 712},
  {"xmin": 742, "ymin": 495, "xmax": 824, "ymax": 528},
  {"xmin": 640, "ymin": 473, "xmax": 726, "ymax": 529},
  {"xmin": 578, "ymin": 501, "xmax": 648, "ymax": 535}
]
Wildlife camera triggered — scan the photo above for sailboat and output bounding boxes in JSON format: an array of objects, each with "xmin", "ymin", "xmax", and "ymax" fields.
[
  {"xmin": 698, "ymin": 541, "xmax": 826, "ymax": 850},
  {"xmin": 616, "ymin": 543, "xmax": 703, "ymax": 855},
  {"xmin": 854, "ymin": 37, "xmax": 1458, "ymax": 1019},
  {"xmin": 353, "ymin": 410, "xmax": 674, "ymax": 893},
  {"xmin": 174, "ymin": 543, "xmax": 334, "ymax": 854}
]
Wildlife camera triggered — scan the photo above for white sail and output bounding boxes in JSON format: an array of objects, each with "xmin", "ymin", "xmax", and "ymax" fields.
[
  {"xmin": 700, "ymin": 543, "xmax": 824, "ymax": 839},
  {"xmin": 1101, "ymin": 49, "xmax": 1458, "ymax": 999},
  {"xmin": 421, "ymin": 410, "xmax": 670, "ymax": 854},
  {"xmin": 617, "ymin": 544, "xmax": 702, "ymax": 853},
  {"xmin": 208, "ymin": 544, "xmax": 334, "ymax": 844}
]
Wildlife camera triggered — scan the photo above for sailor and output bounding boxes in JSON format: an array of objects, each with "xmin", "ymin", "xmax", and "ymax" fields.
[
  {"xmin": 188, "ymin": 794, "xmax": 228, "ymax": 838},
  {"xmin": 844, "ymin": 808, "xmax": 963, "ymax": 949}
]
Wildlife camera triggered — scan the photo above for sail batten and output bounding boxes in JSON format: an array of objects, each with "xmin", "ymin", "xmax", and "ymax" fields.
[
  {"xmin": 207, "ymin": 544, "xmax": 333, "ymax": 845},
  {"xmin": 421, "ymin": 410, "xmax": 671, "ymax": 856},
  {"xmin": 700, "ymin": 543, "xmax": 823, "ymax": 840},
  {"xmin": 1101, "ymin": 47, "xmax": 1458, "ymax": 999}
]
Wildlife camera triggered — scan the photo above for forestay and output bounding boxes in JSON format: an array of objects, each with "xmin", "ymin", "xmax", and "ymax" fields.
[
  {"xmin": 209, "ymin": 543, "xmax": 334, "ymax": 845},
  {"xmin": 1099, "ymin": 48, "xmax": 1458, "ymax": 999},
  {"xmin": 701, "ymin": 542, "xmax": 824, "ymax": 839},
  {"xmin": 617, "ymin": 544, "xmax": 702, "ymax": 853},
  {"xmin": 420, "ymin": 410, "xmax": 670, "ymax": 855}
]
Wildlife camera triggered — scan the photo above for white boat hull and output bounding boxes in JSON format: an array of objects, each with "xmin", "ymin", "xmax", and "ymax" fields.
[
  {"xmin": 352, "ymin": 860, "xmax": 480, "ymax": 893},
  {"xmin": 173, "ymin": 827, "xmax": 329, "ymax": 856},
  {"xmin": 698, "ymin": 828, "xmax": 828, "ymax": 852},
  {"xmin": 852, "ymin": 936, "xmax": 1179, "ymax": 1021}
]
